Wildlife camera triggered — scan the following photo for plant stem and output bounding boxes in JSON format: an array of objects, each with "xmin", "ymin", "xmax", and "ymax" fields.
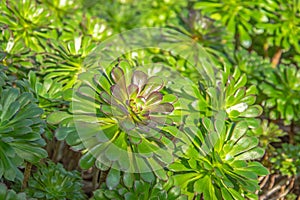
[
  {"xmin": 271, "ymin": 48, "xmax": 282, "ymax": 68},
  {"xmin": 21, "ymin": 162, "xmax": 32, "ymax": 191},
  {"xmin": 289, "ymin": 121, "xmax": 295, "ymax": 144}
]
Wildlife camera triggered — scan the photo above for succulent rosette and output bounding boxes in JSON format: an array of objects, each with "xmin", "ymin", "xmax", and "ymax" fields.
[
  {"xmin": 100, "ymin": 66, "xmax": 174, "ymax": 133},
  {"xmin": 70, "ymin": 61, "xmax": 183, "ymax": 179}
]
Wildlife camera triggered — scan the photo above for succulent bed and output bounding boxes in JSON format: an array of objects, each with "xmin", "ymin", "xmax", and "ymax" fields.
[{"xmin": 0, "ymin": 0, "xmax": 300, "ymax": 199}]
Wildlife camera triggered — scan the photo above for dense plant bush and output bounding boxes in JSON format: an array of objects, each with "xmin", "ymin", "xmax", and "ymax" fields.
[
  {"xmin": 0, "ymin": 0, "xmax": 299, "ymax": 199},
  {"xmin": 26, "ymin": 161, "xmax": 86, "ymax": 200},
  {"xmin": 91, "ymin": 180, "xmax": 187, "ymax": 200}
]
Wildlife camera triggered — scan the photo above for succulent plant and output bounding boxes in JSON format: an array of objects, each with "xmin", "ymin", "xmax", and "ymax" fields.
[
  {"xmin": 194, "ymin": 0, "xmax": 261, "ymax": 48},
  {"xmin": 207, "ymin": 66, "xmax": 262, "ymax": 125},
  {"xmin": 235, "ymin": 49, "xmax": 272, "ymax": 86},
  {"xmin": 16, "ymin": 71, "xmax": 65, "ymax": 113},
  {"xmin": 41, "ymin": 36, "xmax": 97, "ymax": 90},
  {"xmin": 98, "ymin": 66, "xmax": 174, "ymax": 131},
  {"xmin": 139, "ymin": 0, "xmax": 187, "ymax": 27},
  {"xmin": 26, "ymin": 161, "xmax": 86, "ymax": 200},
  {"xmin": 0, "ymin": 183, "xmax": 27, "ymax": 200},
  {"xmin": 76, "ymin": 14, "xmax": 112, "ymax": 42},
  {"xmin": 248, "ymin": 119, "xmax": 286, "ymax": 149},
  {"xmin": 0, "ymin": 28, "xmax": 37, "ymax": 77},
  {"xmin": 86, "ymin": 0, "xmax": 140, "ymax": 32},
  {"xmin": 48, "ymin": 61, "xmax": 183, "ymax": 187},
  {"xmin": 0, "ymin": 0, "xmax": 298, "ymax": 199},
  {"xmin": 270, "ymin": 143, "xmax": 300, "ymax": 176},
  {"xmin": 0, "ymin": 72, "xmax": 47, "ymax": 181},
  {"xmin": 91, "ymin": 180, "xmax": 187, "ymax": 200},
  {"xmin": 0, "ymin": 0, "xmax": 56, "ymax": 52},
  {"xmin": 259, "ymin": 64, "xmax": 300, "ymax": 124},
  {"xmin": 170, "ymin": 117, "xmax": 268, "ymax": 199},
  {"xmin": 256, "ymin": 0, "xmax": 300, "ymax": 53}
]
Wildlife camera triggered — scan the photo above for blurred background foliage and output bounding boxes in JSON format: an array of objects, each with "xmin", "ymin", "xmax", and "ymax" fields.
[{"xmin": 0, "ymin": 0, "xmax": 299, "ymax": 199}]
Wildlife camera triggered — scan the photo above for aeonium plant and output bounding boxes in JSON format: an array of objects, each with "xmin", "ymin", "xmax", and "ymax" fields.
[
  {"xmin": 169, "ymin": 115, "xmax": 268, "ymax": 200},
  {"xmin": 99, "ymin": 65, "xmax": 174, "ymax": 132},
  {"xmin": 48, "ymin": 60, "xmax": 186, "ymax": 187}
]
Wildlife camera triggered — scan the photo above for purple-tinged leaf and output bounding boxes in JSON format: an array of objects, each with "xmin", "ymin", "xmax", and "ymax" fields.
[
  {"xmin": 111, "ymin": 67, "xmax": 127, "ymax": 93},
  {"xmin": 146, "ymin": 92, "xmax": 163, "ymax": 106},
  {"xmin": 119, "ymin": 117, "xmax": 136, "ymax": 130},
  {"xmin": 111, "ymin": 85, "xmax": 126, "ymax": 102},
  {"xmin": 142, "ymin": 76, "xmax": 163, "ymax": 98},
  {"xmin": 132, "ymin": 71, "xmax": 147, "ymax": 90},
  {"xmin": 149, "ymin": 103, "xmax": 174, "ymax": 114},
  {"xmin": 111, "ymin": 67, "xmax": 125, "ymax": 83},
  {"xmin": 127, "ymin": 84, "xmax": 139, "ymax": 98},
  {"xmin": 100, "ymin": 91, "xmax": 117, "ymax": 105}
]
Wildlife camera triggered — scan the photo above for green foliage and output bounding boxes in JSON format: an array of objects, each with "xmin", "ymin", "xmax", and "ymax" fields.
[
  {"xmin": 91, "ymin": 180, "xmax": 187, "ymax": 200},
  {"xmin": 0, "ymin": 0, "xmax": 299, "ymax": 199},
  {"xmin": 194, "ymin": 0, "xmax": 259, "ymax": 48},
  {"xmin": 26, "ymin": 161, "xmax": 86, "ymax": 200},
  {"xmin": 15, "ymin": 71, "xmax": 65, "ymax": 113},
  {"xmin": 225, "ymin": 71, "xmax": 261, "ymax": 121},
  {"xmin": 260, "ymin": 64, "xmax": 300, "ymax": 124},
  {"xmin": 0, "ymin": 0, "xmax": 56, "ymax": 52},
  {"xmin": 41, "ymin": 36, "xmax": 97, "ymax": 90},
  {"xmin": 0, "ymin": 72, "xmax": 47, "ymax": 181},
  {"xmin": 48, "ymin": 60, "xmax": 182, "ymax": 183},
  {"xmin": 235, "ymin": 49, "xmax": 272, "ymax": 85},
  {"xmin": 256, "ymin": 0, "xmax": 300, "ymax": 53},
  {"xmin": 270, "ymin": 143, "xmax": 300, "ymax": 176},
  {"xmin": 170, "ymin": 118, "xmax": 268, "ymax": 199},
  {"xmin": 0, "ymin": 183, "xmax": 26, "ymax": 200},
  {"xmin": 248, "ymin": 120, "xmax": 286, "ymax": 148}
]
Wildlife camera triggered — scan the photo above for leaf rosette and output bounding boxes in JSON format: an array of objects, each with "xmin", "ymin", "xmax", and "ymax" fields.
[
  {"xmin": 169, "ymin": 115, "xmax": 268, "ymax": 199},
  {"xmin": 0, "ymin": 72, "xmax": 47, "ymax": 182},
  {"xmin": 71, "ymin": 61, "xmax": 182, "ymax": 177},
  {"xmin": 26, "ymin": 161, "xmax": 86, "ymax": 200},
  {"xmin": 100, "ymin": 66, "xmax": 174, "ymax": 133}
]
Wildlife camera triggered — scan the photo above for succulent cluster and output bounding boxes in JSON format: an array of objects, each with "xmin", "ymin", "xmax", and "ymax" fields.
[
  {"xmin": 92, "ymin": 180, "xmax": 187, "ymax": 200},
  {"xmin": 1, "ymin": 0, "xmax": 299, "ymax": 199},
  {"xmin": 26, "ymin": 162, "xmax": 86, "ymax": 200},
  {"xmin": 270, "ymin": 143, "xmax": 300, "ymax": 177}
]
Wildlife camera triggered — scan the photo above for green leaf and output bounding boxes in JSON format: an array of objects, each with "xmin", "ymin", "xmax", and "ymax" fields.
[
  {"xmin": 228, "ymin": 188, "xmax": 244, "ymax": 200},
  {"xmin": 106, "ymin": 168, "xmax": 121, "ymax": 190},
  {"xmin": 221, "ymin": 187, "xmax": 233, "ymax": 200},
  {"xmin": 123, "ymin": 172, "xmax": 134, "ymax": 188},
  {"xmin": 47, "ymin": 111, "xmax": 72, "ymax": 125},
  {"xmin": 2, "ymin": 102, "xmax": 20, "ymax": 122},
  {"xmin": 12, "ymin": 144, "xmax": 47, "ymax": 163},
  {"xmin": 173, "ymin": 173, "xmax": 198, "ymax": 188},
  {"xmin": 194, "ymin": 176, "xmax": 208, "ymax": 194},
  {"xmin": 246, "ymin": 162, "xmax": 269, "ymax": 176},
  {"xmin": 168, "ymin": 187, "xmax": 181, "ymax": 199},
  {"xmin": 55, "ymin": 127, "xmax": 75, "ymax": 141},
  {"xmin": 169, "ymin": 162, "xmax": 192, "ymax": 172},
  {"xmin": 240, "ymin": 105, "xmax": 263, "ymax": 118},
  {"xmin": 231, "ymin": 121, "xmax": 248, "ymax": 142},
  {"xmin": 79, "ymin": 153, "xmax": 96, "ymax": 169},
  {"xmin": 203, "ymin": 177, "xmax": 218, "ymax": 200},
  {"xmin": 285, "ymin": 104, "xmax": 294, "ymax": 121},
  {"xmin": 235, "ymin": 147, "xmax": 265, "ymax": 160}
]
